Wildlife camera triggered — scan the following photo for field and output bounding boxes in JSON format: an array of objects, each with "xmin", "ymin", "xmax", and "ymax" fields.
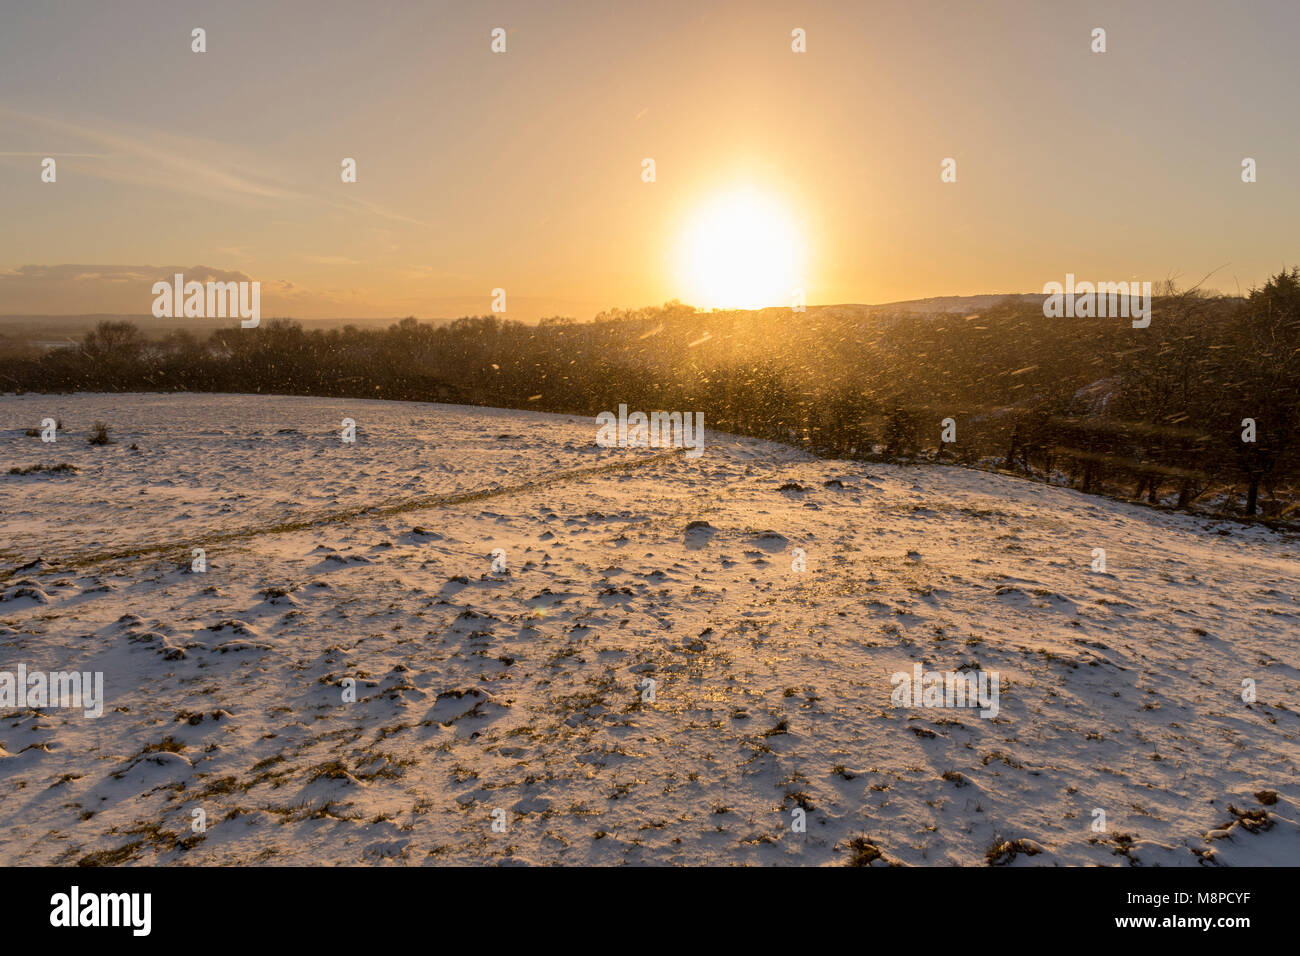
[{"xmin": 1, "ymin": 393, "xmax": 1297, "ymax": 865}]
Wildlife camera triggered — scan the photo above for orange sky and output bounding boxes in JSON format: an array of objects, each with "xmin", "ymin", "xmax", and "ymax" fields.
[{"xmin": 2, "ymin": 0, "xmax": 1298, "ymax": 320}]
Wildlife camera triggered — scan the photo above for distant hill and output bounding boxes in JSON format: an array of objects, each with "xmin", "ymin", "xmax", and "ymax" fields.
[
  {"xmin": 0, "ymin": 314, "xmax": 403, "ymax": 331},
  {"xmin": 0, "ymin": 295, "xmax": 1048, "ymax": 333},
  {"xmin": 812, "ymin": 294, "xmax": 1047, "ymax": 315}
]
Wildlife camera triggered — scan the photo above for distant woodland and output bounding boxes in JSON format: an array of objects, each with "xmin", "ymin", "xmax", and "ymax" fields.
[{"xmin": 4, "ymin": 270, "xmax": 1299, "ymax": 521}]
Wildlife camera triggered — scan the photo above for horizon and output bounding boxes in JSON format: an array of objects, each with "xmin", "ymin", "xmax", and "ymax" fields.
[
  {"xmin": 0, "ymin": 290, "xmax": 1053, "ymax": 325},
  {"xmin": 0, "ymin": 287, "xmax": 1251, "ymax": 330}
]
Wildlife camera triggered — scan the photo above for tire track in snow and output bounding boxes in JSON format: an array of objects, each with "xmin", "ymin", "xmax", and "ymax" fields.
[{"xmin": 0, "ymin": 448, "xmax": 686, "ymax": 582}]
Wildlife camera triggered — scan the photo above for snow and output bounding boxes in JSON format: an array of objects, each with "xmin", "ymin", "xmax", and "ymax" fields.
[{"xmin": 0, "ymin": 392, "xmax": 1297, "ymax": 866}]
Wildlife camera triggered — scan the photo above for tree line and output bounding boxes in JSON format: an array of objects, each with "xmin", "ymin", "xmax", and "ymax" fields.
[{"xmin": 5, "ymin": 269, "xmax": 1298, "ymax": 520}]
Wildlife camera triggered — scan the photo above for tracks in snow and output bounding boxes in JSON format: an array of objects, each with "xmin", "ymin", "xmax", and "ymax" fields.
[{"xmin": 0, "ymin": 449, "xmax": 685, "ymax": 583}]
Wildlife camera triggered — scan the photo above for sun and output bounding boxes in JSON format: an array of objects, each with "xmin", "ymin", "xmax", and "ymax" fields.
[{"xmin": 677, "ymin": 187, "xmax": 805, "ymax": 310}]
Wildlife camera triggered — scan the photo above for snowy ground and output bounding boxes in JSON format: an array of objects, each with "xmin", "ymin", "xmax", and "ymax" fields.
[{"xmin": 1, "ymin": 393, "xmax": 1297, "ymax": 866}]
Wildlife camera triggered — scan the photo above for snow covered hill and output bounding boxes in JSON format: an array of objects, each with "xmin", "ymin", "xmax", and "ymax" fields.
[{"xmin": 1, "ymin": 393, "xmax": 1296, "ymax": 865}]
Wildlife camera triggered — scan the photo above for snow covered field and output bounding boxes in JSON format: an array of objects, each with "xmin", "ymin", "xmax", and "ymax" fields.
[{"xmin": 1, "ymin": 393, "xmax": 1297, "ymax": 866}]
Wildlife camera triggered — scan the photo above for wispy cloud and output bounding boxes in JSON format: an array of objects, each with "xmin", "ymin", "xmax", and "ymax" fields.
[
  {"xmin": 0, "ymin": 106, "xmax": 305, "ymax": 203},
  {"xmin": 0, "ymin": 106, "xmax": 432, "ymax": 227},
  {"xmin": 0, "ymin": 151, "xmax": 112, "ymax": 158}
]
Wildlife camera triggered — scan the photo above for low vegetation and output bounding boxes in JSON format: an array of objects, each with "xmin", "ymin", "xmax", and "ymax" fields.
[{"xmin": 4, "ymin": 269, "xmax": 1298, "ymax": 519}]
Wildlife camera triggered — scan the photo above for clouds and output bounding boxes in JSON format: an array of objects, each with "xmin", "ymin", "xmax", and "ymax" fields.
[
  {"xmin": 3, "ymin": 263, "xmax": 254, "ymax": 284},
  {"xmin": 0, "ymin": 106, "xmax": 431, "ymax": 227},
  {"xmin": 0, "ymin": 107, "xmax": 304, "ymax": 206},
  {"xmin": 0, "ymin": 263, "xmax": 257, "ymax": 314},
  {"xmin": 0, "ymin": 263, "xmax": 412, "ymax": 318},
  {"xmin": 0, "ymin": 260, "xmax": 619, "ymax": 320},
  {"xmin": 0, "ymin": 104, "xmax": 442, "ymax": 316}
]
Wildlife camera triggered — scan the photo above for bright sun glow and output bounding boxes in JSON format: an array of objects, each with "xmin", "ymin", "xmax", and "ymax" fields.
[{"xmin": 677, "ymin": 187, "xmax": 804, "ymax": 310}]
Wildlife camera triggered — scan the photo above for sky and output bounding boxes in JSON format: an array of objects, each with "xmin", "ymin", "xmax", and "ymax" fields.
[{"xmin": 1, "ymin": 0, "xmax": 1298, "ymax": 321}]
